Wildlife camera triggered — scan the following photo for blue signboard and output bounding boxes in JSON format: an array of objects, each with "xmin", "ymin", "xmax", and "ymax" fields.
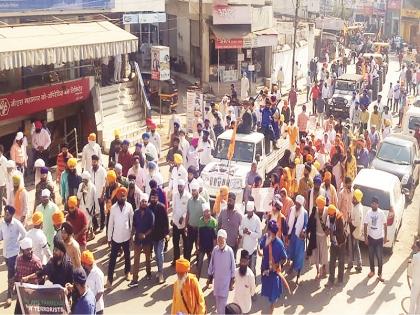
[{"xmin": 0, "ymin": 0, "xmax": 113, "ymax": 12}]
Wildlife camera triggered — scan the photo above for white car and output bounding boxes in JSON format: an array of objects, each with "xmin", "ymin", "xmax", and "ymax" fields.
[{"xmin": 353, "ymin": 169, "xmax": 407, "ymax": 253}]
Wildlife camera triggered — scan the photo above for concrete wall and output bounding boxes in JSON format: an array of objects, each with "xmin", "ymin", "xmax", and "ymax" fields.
[{"xmin": 272, "ymin": 45, "xmax": 309, "ymax": 87}]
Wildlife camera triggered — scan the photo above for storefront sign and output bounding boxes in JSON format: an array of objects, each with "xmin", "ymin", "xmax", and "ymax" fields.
[
  {"xmin": 401, "ymin": 9, "xmax": 420, "ymax": 18},
  {"xmin": 16, "ymin": 283, "xmax": 70, "ymax": 314},
  {"xmin": 139, "ymin": 13, "xmax": 166, "ymax": 24},
  {"xmin": 243, "ymin": 35, "xmax": 278, "ymax": 48},
  {"xmin": 0, "ymin": 77, "xmax": 91, "ymax": 122},
  {"xmin": 215, "ymin": 38, "xmax": 244, "ymax": 49},
  {"xmin": 151, "ymin": 46, "xmax": 170, "ymax": 81},
  {"xmin": 213, "ymin": 4, "xmax": 252, "ymax": 25}
]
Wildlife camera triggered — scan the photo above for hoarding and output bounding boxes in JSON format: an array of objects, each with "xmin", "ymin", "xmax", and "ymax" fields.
[
  {"xmin": 151, "ymin": 46, "xmax": 170, "ymax": 81},
  {"xmin": 0, "ymin": 0, "xmax": 112, "ymax": 12},
  {"xmin": 0, "ymin": 77, "xmax": 91, "ymax": 121},
  {"xmin": 212, "ymin": 4, "xmax": 252, "ymax": 25}
]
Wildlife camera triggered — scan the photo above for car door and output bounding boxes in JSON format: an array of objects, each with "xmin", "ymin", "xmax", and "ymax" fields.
[
  {"xmin": 394, "ymin": 182, "xmax": 405, "ymax": 229},
  {"xmin": 413, "ymin": 143, "xmax": 420, "ymax": 184}
]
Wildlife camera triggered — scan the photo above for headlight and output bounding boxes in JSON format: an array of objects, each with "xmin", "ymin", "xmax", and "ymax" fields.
[
  {"xmin": 230, "ymin": 178, "xmax": 242, "ymax": 190},
  {"xmin": 401, "ymin": 174, "xmax": 409, "ymax": 185},
  {"xmin": 344, "ymin": 99, "xmax": 348, "ymax": 105}
]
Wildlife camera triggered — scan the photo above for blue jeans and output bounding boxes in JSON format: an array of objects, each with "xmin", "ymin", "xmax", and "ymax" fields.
[
  {"xmin": 6, "ymin": 255, "xmax": 17, "ymax": 298},
  {"xmin": 368, "ymin": 236, "xmax": 383, "ymax": 276},
  {"xmin": 153, "ymin": 239, "xmax": 165, "ymax": 273},
  {"xmin": 248, "ymin": 250, "xmax": 257, "ymax": 276}
]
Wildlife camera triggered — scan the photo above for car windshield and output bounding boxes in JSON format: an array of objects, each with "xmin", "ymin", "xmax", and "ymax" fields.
[
  {"xmin": 377, "ymin": 142, "xmax": 411, "ymax": 164},
  {"xmin": 335, "ymin": 80, "xmax": 356, "ymax": 91},
  {"xmin": 214, "ymin": 139, "xmax": 254, "ymax": 163},
  {"xmin": 408, "ymin": 116, "xmax": 420, "ymax": 130},
  {"xmin": 353, "ymin": 184, "xmax": 391, "ymax": 210}
]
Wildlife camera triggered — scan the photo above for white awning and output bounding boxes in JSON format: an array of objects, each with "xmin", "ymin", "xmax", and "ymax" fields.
[{"xmin": 0, "ymin": 21, "xmax": 138, "ymax": 71}]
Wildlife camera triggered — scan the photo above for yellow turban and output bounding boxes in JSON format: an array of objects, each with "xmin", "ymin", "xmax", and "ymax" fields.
[
  {"xmin": 324, "ymin": 171, "xmax": 332, "ymax": 181},
  {"xmin": 67, "ymin": 196, "xmax": 78, "ymax": 208},
  {"xmin": 316, "ymin": 195, "xmax": 326, "ymax": 208},
  {"xmin": 67, "ymin": 158, "xmax": 77, "ymax": 169},
  {"xmin": 313, "ymin": 160, "xmax": 321, "ymax": 171},
  {"xmin": 294, "ymin": 158, "xmax": 301, "ymax": 165},
  {"xmin": 107, "ymin": 170, "xmax": 117, "ymax": 183},
  {"xmin": 280, "ymin": 114, "xmax": 285, "ymax": 122},
  {"xmin": 174, "ymin": 153, "xmax": 183, "ymax": 165},
  {"xmin": 213, "ymin": 186, "xmax": 229, "ymax": 216},
  {"xmin": 12, "ymin": 175, "xmax": 21, "ymax": 186},
  {"xmin": 175, "ymin": 258, "xmax": 190, "ymax": 273},
  {"xmin": 52, "ymin": 210, "xmax": 65, "ymax": 225},
  {"xmin": 353, "ymin": 189, "xmax": 363, "ymax": 203},
  {"xmin": 88, "ymin": 133, "xmax": 96, "ymax": 141},
  {"xmin": 32, "ymin": 212, "xmax": 43, "ymax": 225},
  {"xmin": 306, "ymin": 154, "xmax": 313, "ymax": 162},
  {"xmin": 384, "ymin": 119, "xmax": 391, "ymax": 127},
  {"xmin": 327, "ymin": 204, "xmax": 337, "ymax": 216},
  {"xmin": 114, "ymin": 129, "xmax": 121, "ymax": 137},
  {"xmin": 81, "ymin": 250, "xmax": 95, "ymax": 265}
]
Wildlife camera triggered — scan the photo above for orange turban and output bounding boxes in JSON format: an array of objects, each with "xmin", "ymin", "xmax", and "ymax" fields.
[
  {"xmin": 306, "ymin": 154, "xmax": 313, "ymax": 162},
  {"xmin": 52, "ymin": 210, "xmax": 65, "ymax": 225},
  {"xmin": 81, "ymin": 250, "xmax": 95, "ymax": 265},
  {"xmin": 68, "ymin": 196, "xmax": 78, "ymax": 208},
  {"xmin": 116, "ymin": 187, "xmax": 128, "ymax": 198},
  {"xmin": 88, "ymin": 133, "xmax": 96, "ymax": 141},
  {"xmin": 107, "ymin": 170, "xmax": 117, "ymax": 183},
  {"xmin": 32, "ymin": 212, "xmax": 43, "ymax": 225},
  {"xmin": 324, "ymin": 171, "xmax": 332, "ymax": 181},
  {"xmin": 175, "ymin": 258, "xmax": 190, "ymax": 273},
  {"xmin": 313, "ymin": 160, "xmax": 321, "ymax": 171},
  {"xmin": 316, "ymin": 195, "xmax": 326, "ymax": 208}
]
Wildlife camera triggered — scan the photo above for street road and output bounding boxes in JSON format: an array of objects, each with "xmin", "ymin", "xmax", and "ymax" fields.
[{"xmin": 0, "ymin": 55, "xmax": 418, "ymax": 314}]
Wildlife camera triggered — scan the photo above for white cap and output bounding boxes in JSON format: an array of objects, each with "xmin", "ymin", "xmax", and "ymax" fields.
[
  {"xmin": 41, "ymin": 189, "xmax": 51, "ymax": 198},
  {"xmin": 81, "ymin": 171, "xmax": 91, "ymax": 180},
  {"xmin": 202, "ymin": 203, "xmax": 211, "ymax": 212},
  {"xmin": 15, "ymin": 132, "xmax": 23, "ymax": 141},
  {"xmin": 190, "ymin": 179, "xmax": 199, "ymax": 191},
  {"xmin": 295, "ymin": 194, "xmax": 305, "ymax": 206},
  {"xmin": 177, "ymin": 179, "xmax": 186, "ymax": 187},
  {"xmin": 139, "ymin": 192, "xmax": 149, "ymax": 202},
  {"xmin": 246, "ymin": 201, "xmax": 255, "ymax": 212},
  {"xmin": 217, "ymin": 229, "xmax": 227, "ymax": 239},
  {"xmin": 34, "ymin": 159, "xmax": 45, "ymax": 168},
  {"xmin": 6, "ymin": 160, "xmax": 16, "ymax": 168},
  {"xmin": 115, "ymin": 163, "xmax": 123, "ymax": 172},
  {"xmin": 20, "ymin": 237, "xmax": 33, "ymax": 250}
]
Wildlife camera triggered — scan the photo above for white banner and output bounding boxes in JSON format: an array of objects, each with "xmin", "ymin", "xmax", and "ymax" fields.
[{"xmin": 251, "ymin": 187, "xmax": 274, "ymax": 214}]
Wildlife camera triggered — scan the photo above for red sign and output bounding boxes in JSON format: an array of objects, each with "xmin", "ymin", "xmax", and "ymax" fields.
[
  {"xmin": 0, "ymin": 77, "xmax": 91, "ymax": 121},
  {"xmin": 215, "ymin": 38, "xmax": 244, "ymax": 49}
]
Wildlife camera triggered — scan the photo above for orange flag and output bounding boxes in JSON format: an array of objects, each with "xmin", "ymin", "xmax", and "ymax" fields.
[{"xmin": 227, "ymin": 123, "xmax": 237, "ymax": 161}]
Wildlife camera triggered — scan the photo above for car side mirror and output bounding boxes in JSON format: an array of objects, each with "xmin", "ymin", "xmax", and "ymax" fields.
[
  {"xmin": 255, "ymin": 154, "xmax": 261, "ymax": 163},
  {"xmin": 414, "ymin": 158, "xmax": 420, "ymax": 165}
]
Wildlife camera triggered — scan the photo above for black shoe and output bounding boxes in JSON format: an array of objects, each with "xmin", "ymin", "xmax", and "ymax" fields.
[
  {"xmin": 355, "ymin": 266, "xmax": 362, "ymax": 273},
  {"xmin": 146, "ymin": 274, "xmax": 152, "ymax": 280},
  {"xmin": 128, "ymin": 280, "xmax": 139, "ymax": 288}
]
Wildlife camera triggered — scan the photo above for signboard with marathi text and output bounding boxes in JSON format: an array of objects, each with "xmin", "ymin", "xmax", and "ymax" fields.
[
  {"xmin": 212, "ymin": 4, "xmax": 252, "ymax": 25},
  {"xmin": 16, "ymin": 283, "xmax": 70, "ymax": 315},
  {"xmin": 0, "ymin": 77, "xmax": 91, "ymax": 122}
]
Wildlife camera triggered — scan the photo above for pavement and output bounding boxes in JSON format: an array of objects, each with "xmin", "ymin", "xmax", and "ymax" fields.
[{"xmin": 0, "ymin": 54, "xmax": 419, "ymax": 314}]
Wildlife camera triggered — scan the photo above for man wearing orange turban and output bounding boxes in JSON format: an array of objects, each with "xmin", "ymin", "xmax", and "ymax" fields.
[
  {"xmin": 81, "ymin": 132, "xmax": 102, "ymax": 173},
  {"xmin": 321, "ymin": 171, "xmax": 338, "ymax": 206},
  {"xmin": 65, "ymin": 196, "xmax": 88, "ymax": 251},
  {"xmin": 171, "ymin": 258, "xmax": 205, "ymax": 314},
  {"xmin": 81, "ymin": 250, "xmax": 105, "ymax": 314},
  {"xmin": 104, "ymin": 170, "xmax": 121, "ymax": 220}
]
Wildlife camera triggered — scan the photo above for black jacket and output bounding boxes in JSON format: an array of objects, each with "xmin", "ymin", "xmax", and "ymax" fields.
[{"xmin": 149, "ymin": 202, "xmax": 169, "ymax": 241}]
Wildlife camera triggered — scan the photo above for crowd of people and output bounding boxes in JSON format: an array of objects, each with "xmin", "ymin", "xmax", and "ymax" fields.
[{"xmin": 0, "ymin": 54, "xmax": 419, "ymax": 315}]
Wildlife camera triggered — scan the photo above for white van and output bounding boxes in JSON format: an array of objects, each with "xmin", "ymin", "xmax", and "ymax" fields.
[
  {"xmin": 402, "ymin": 106, "xmax": 420, "ymax": 136},
  {"xmin": 353, "ymin": 169, "xmax": 407, "ymax": 254}
]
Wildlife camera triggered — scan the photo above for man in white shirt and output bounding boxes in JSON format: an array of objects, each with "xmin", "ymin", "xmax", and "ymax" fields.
[
  {"xmin": 364, "ymin": 196, "xmax": 387, "ymax": 282},
  {"xmin": 386, "ymin": 82, "xmax": 393, "ymax": 108},
  {"xmin": 393, "ymin": 81, "xmax": 401, "ymax": 113},
  {"xmin": 197, "ymin": 131, "xmax": 214, "ymax": 174},
  {"xmin": 145, "ymin": 161, "xmax": 163, "ymax": 195},
  {"xmin": 233, "ymin": 249, "xmax": 256, "ymax": 314},
  {"xmin": 89, "ymin": 155, "xmax": 107, "ymax": 231},
  {"xmin": 77, "ymin": 171, "xmax": 100, "ymax": 239},
  {"xmin": 168, "ymin": 154, "xmax": 188, "ymax": 197},
  {"xmin": 82, "ymin": 250, "xmax": 105, "ymax": 314},
  {"xmin": 171, "ymin": 180, "xmax": 191, "ymax": 265},
  {"xmin": 27, "ymin": 212, "xmax": 52, "ymax": 265},
  {"xmin": 31, "ymin": 121, "xmax": 51, "ymax": 167},
  {"xmin": 239, "ymin": 201, "xmax": 261, "ymax": 276},
  {"xmin": 81, "ymin": 133, "xmax": 102, "ymax": 172},
  {"xmin": 127, "ymin": 156, "xmax": 147, "ymax": 192},
  {"xmin": 149, "ymin": 123, "xmax": 161, "ymax": 158},
  {"xmin": 0, "ymin": 145, "xmax": 8, "ymax": 216},
  {"xmin": 142, "ymin": 133, "xmax": 159, "ymax": 162},
  {"xmin": 106, "ymin": 187, "xmax": 134, "ymax": 287},
  {"xmin": 348, "ymin": 189, "xmax": 363, "ymax": 272}
]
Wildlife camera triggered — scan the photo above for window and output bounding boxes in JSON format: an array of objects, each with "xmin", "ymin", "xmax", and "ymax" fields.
[
  {"xmin": 377, "ymin": 142, "xmax": 411, "ymax": 165},
  {"xmin": 214, "ymin": 139, "xmax": 255, "ymax": 163},
  {"xmin": 353, "ymin": 185, "xmax": 391, "ymax": 210}
]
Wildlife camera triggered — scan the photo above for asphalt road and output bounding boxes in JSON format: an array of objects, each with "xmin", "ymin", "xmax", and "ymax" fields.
[{"xmin": 0, "ymin": 54, "xmax": 418, "ymax": 314}]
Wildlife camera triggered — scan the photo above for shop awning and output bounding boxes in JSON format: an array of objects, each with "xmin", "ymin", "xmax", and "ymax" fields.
[
  {"xmin": 211, "ymin": 25, "xmax": 278, "ymax": 49},
  {"xmin": 0, "ymin": 21, "xmax": 138, "ymax": 71}
]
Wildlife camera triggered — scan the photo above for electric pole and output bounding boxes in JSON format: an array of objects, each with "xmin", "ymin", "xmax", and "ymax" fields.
[
  {"xmin": 199, "ymin": 0, "xmax": 203, "ymax": 86},
  {"xmin": 291, "ymin": 0, "xmax": 299, "ymax": 90}
]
